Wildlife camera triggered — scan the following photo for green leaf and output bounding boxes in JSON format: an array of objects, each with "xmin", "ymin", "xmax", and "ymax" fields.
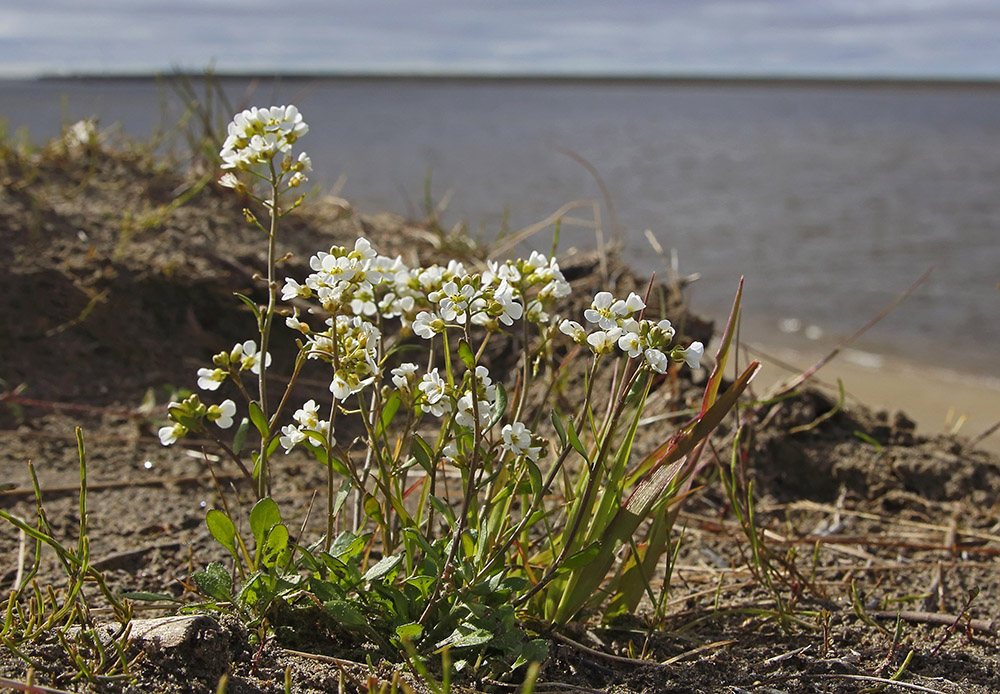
[
  {"xmin": 525, "ymin": 458, "xmax": 543, "ymax": 503},
  {"xmin": 363, "ymin": 554, "xmax": 402, "ymax": 582},
  {"xmin": 396, "ymin": 622, "xmax": 424, "ymax": 642},
  {"xmin": 513, "ymin": 639, "xmax": 549, "ymax": 670},
  {"xmin": 248, "ymin": 401, "xmax": 269, "ymax": 439},
  {"xmin": 488, "ymin": 382, "xmax": 508, "ymax": 429},
  {"xmin": 234, "ymin": 292, "xmax": 262, "ymax": 321},
  {"xmin": 232, "ymin": 417, "xmax": 250, "ymax": 455},
  {"xmin": 401, "ymin": 527, "xmax": 441, "ymax": 566},
  {"xmin": 700, "ymin": 277, "xmax": 743, "ymax": 415},
  {"xmin": 261, "ymin": 524, "xmax": 290, "ymax": 570},
  {"xmin": 410, "ymin": 436, "xmax": 434, "ymax": 474},
  {"xmin": 363, "ymin": 494, "xmax": 383, "ymax": 523},
  {"xmin": 550, "ymin": 410, "xmax": 568, "ymax": 448},
  {"xmin": 376, "ymin": 390, "xmax": 402, "ymax": 438},
  {"xmin": 437, "ymin": 626, "xmax": 493, "ymax": 650},
  {"xmin": 325, "ymin": 600, "xmax": 369, "ymax": 629},
  {"xmin": 428, "ymin": 496, "xmax": 457, "ymax": 528},
  {"xmin": 566, "ymin": 418, "xmax": 589, "ymax": 464},
  {"xmin": 458, "ymin": 339, "xmax": 476, "ymax": 371},
  {"xmin": 249, "ymin": 497, "xmax": 282, "ymax": 557},
  {"xmin": 329, "ymin": 531, "xmax": 367, "ymax": 561},
  {"xmin": 552, "ymin": 361, "xmax": 760, "ymax": 624},
  {"xmin": 206, "ymin": 509, "xmax": 239, "ymax": 559},
  {"xmin": 192, "ymin": 562, "xmax": 232, "ymax": 602},
  {"xmin": 266, "ymin": 436, "xmax": 282, "ymax": 458},
  {"xmin": 559, "ymin": 542, "xmax": 601, "ymax": 572}
]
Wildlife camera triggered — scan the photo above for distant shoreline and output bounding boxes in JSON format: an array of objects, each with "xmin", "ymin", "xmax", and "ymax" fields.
[{"xmin": 26, "ymin": 72, "xmax": 1000, "ymax": 90}]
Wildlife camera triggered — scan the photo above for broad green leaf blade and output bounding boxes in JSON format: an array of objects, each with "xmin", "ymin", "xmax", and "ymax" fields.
[
  {"xmin": 489, "ymin": 382, "xmax": 508, "ymax": 429},
  {"xmin": 249, "ymin": 497, "xmax": 282, "ymax": 558},
  {"xmin": 232, "ymin": 417, "xmax": 250, "ymax": 455},
  {"xmin": 410, "ymin": 436, "xmax": 434, "ymax": 474},
  {"xmin": 375, "ymin": 390, "xmax": 402, "ymax": 438},
  {"xmin": 192, "ymin": 562, "xmax": 232, "ymax": 602},
  {"xmin": 325, "ymin": 600, "xmax": 369, "ymax": 630},
  {"xmin": 396, "ymin": 622, "xmax": 424, "ymax": 642},
  {"xmin": 436, "ymin": 626, "xmax": 493, "ymax": 650},
  {"xmin": 261, "ymin": 524, "xmax": 290, "ymax": 570},
  {"xmin": 558, "ymin": 542, "xmax": 601, "ymax": 572},
  {"xmin": 550, "ymin": 410, "xmax": 568, "ymax": 448},
  {"xmin": 205, "ymin": 509, "xmax": 239, "ymax": 559},
  {"xmin": 248, "ymin": 401, "xmax": 269, "ymax": 439},
  {"xmin": 566, "ymin": 418, "xmax": 589, "ymax": 464},
  {"xmin": 458, "ymin": 339, "xmax": 476, "ymax": 371},
  {"xmin": 362, "ymin": 553, "xmax": 402, "ymax": 582}
]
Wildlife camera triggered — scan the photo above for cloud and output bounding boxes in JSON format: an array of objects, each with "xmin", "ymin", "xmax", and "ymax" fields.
[{"xmin": 2, "ymin": 0, "xmax": 1000, "ymax": 77}]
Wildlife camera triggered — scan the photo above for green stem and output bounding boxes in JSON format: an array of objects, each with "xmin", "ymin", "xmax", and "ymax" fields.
[{"xmin": 255, "ymin": 171, "xmax": 280, "ymax": 499}]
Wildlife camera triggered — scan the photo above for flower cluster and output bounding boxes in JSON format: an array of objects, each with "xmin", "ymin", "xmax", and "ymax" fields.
[
  {"xmin": 217, "ymin": 105, "xmax": 312, "ymax": 204},
  {"xmin": 279, "ymin": 400, "xmax": 334, "ymax": 453},
  {"xmin": 158, "ymin": 395, "xmax": 236, "ymax": 446},
  {"xmin": 455, "ymin": 365, "xmax": 499, "ymax": 430},
  {"xmin": 219, "ymin": 105, "xmax": 308, "ymax": 171},
  {"xmin": 560, "ymin": 291, "xmax": 704, "ymax": 373}
]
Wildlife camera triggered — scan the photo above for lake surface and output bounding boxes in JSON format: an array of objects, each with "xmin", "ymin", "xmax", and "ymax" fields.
[{"xmin": 3, "ymin": 76, "xmax": 998, "ymax": 375}]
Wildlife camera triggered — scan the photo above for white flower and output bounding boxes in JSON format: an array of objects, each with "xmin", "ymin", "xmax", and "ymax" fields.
[
  {"xmin": 617, "ymin": 331, "xmax": 643, "ymax": 359},
  {"xmin": 623, "ymin": 292, "xmax": 646, "ymax": 314},
  {"xmin": 419, "ymin": 369, "xmax": 451, "ymax": 417},
  {"xmin": 197, "ymin": 367, "xmax": 227, "ymax": 391},
  {"xmin": 492, "ymin": 280, "xmax": 523, "ymax": 326},
  {"xmin": 286, "ymin": 310, "xmax": 310, "ymax": 334},
  {"xmin": 587, "ymin": 328, "xmax": 624, "ymax": 355},
  {"xmin": 281, "ymin": 277, "xmax": 312, "ymax": 301},
  {"xmin": 439, "ymin": 281, "xmax": 476, "ymax": 321},
  {"xmin": 391, "ymin": 363, "xmax": 419, "ymax": 392},
  {"xmin": 413, "ymin": 311, "xmax": 444, "ymax": 339},
  {"xmin": 293, "ymin": 400, "xmax": 323, "ymax": 429},
  {"xmin": 351, "ymin": 237, "xmax": 378, "ymax": 260},
  {"xmin": 456, "ymin": 393, "xmax": 492, "ymax": 429},
  {"xmin": 680, "ymin": 342, "xmax": 705, "ymax": 370},
  {"xmin": 218, "ymin": 172, "xmax": 242, "ymax": 190},
  {"xmin": 330, "ymin": 372, "xmax": 375, "ymax": 400},
  {"xmin": 644, "ymin": 348, "xmax": 668, "ymax": 374},
  {"xmin": 211, "ymin": 399, "xmax": 237, "ymax": 429},
  {"xmin": 238, "ymin": 340, "xmax": 271, "ymax": 375},
  {"xmin": 559, "ymin": 319, "xmax": 587, "ymax": 343},
  {"xmin": 500, "ymin": 422, "xmax": 541, "ymax": 462},
  {"xmin": 584, "ymin": 291, "xmax": 618, "ymax": 329},
  {"xmin": 158, "ymin": 423, "xmax": 186, "ymax": 446},
  {"xmin": 279, "ymin": 424, "xmax": 307, "ymax": 453},
  {"xmin": 656, "ymin": 319, "xmax": 675, "ymax": 340}
]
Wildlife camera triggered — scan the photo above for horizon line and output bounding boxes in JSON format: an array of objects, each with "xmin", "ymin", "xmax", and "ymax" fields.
[{"xmin": 18, "ymin": 69, "xmax": 1000, "ymax": 89}]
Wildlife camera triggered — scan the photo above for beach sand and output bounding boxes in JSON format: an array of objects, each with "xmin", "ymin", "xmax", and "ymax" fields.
[{"xmin": 743, "ymin": 340, "xmax": 1000, "ymax": 454}]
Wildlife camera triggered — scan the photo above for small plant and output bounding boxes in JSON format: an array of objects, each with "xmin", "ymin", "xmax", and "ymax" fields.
[
  {"xmin": 153, "ymin": 104, "xmax": 759, "ymax": 675},
  {"xmin": 0, "ymin": 430, "xmax": 138, "ymax": 686}
]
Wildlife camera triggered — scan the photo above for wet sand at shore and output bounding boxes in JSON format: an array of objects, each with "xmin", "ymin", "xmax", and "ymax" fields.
[{"xmin": 744, "ymin": 340, "xmax": 1000, "ymax": 454}]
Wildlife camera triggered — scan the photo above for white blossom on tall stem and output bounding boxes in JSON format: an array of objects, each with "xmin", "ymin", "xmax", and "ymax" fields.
[
  {"xmin": 197, "ymin": 368, "xmax": 227, "ymax": 391},
  {"xmin": 500, "ymin": 422, "xmax": 541, "ymax": 461},
  {"xmin": 208, "ymin": 400, "xmax": 237, "ymax": 429},
  {"xmin": 679, "ymin": 342, "xmax": 705, "ymax": 370}
]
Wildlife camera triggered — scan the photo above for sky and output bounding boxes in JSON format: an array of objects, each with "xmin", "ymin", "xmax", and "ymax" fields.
[{"xmin": 2, "ymin": 0, "xmax": 1000, "ymax": 80}]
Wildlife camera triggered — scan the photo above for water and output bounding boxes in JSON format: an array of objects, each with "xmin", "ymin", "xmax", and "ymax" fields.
[{"xmin": 3, "ymin": 76, "xmax": 998, "ymax": 375}]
